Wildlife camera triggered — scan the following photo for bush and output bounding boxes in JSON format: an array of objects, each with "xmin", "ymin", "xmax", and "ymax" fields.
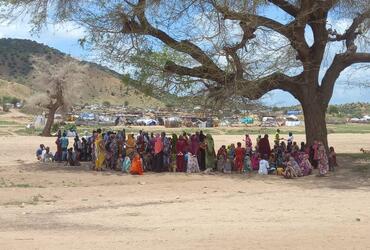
[{"xmin": 103, "ymin": 101, "xmax": 111, "ymax": 107}]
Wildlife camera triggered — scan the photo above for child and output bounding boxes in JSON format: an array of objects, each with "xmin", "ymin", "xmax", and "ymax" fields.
[
  {"xmin": 43, "ymin": 147, "xmax": 54, "ymax": 163},
  {"xmin": 116, "ymin": 154, "xmax": 123, "ymax": 171},
  {"xmin": 235, "ymin": 142, "xmax": 246, "ymax": 173},
  {"xmin": 258, "ymin": 155, "xmax": 269, "ymax": 175},
  {"xmin": 36, "ymin": 144, "xmax": 45, "ymax": 160},
  {"xmin": 122, "ymin": 156, "xmax": 131, "ymax": 173},
  {"xmin": 130, "ymin": 153, "xmax": 143, "ymax": 175},
  {"xmin": 328, "ymin": 146, "xmax": 338, "ymax": 171},
  {"xmin": 243, "ymin": 153, "xmax": 252, "ymax": 174},
  {"xmin": 251, "ymin": 152, "xmax": 260, "ymax": 171},
  {"xmin": 216, "ymin": 145, "xmax": 227, "ymax": 172}
]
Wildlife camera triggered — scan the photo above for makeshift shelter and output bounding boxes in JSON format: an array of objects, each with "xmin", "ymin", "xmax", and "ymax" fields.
[
  {"xmin": 240, "ymin": 117, "xmax": 254, "ymax": 125},
  {"xmin": 34, "ymin": 115, "xmax": 46, "ymax": 129},
  {"xmin": 285, "ymin": 115, "xmax": 301, "ymax": 127},
  {"xmin": 261, "ymin": 117, "xmax": 278, "ymax": 127},
  {"xmin": 164, "ymin": 117, "xmax": 182, "ymax": 128}
]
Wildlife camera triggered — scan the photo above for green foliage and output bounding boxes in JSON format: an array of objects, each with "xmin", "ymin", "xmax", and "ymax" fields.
[
  {"xmin": 1, "ymin": 95, "xmax": 20, "ymax": 105},
  {"xmin": 64, "ymin": 123, "xmax": 76, "ymax": 132},
  {"xmin": 102, "ymin": 100, "xmax": 111, "ymax": 107},
  {"xmin": 124, "ymin": 100, "xmax": 129, "ymax": 107},
  {"xmin": 328, "ymin": 105, "xmax": 339, "ymax": 114}
]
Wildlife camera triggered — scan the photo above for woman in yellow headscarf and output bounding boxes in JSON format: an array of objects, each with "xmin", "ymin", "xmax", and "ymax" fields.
[
  {"xmin": 125, "ymin": 134, "xmax": 136, "ymax": 159},
  {"xmin": 95, "ymin": 133, "xmax": 105, "ymax": 171}
]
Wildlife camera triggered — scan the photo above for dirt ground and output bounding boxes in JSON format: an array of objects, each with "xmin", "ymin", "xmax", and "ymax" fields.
[{"xmin": 0, "ymin": 135, "xmax": 370, "ymax": 250}]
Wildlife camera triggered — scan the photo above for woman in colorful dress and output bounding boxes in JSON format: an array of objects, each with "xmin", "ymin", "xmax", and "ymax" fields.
[
  {"xmin": 235, "ymin": 142, "xmax": 246, "ymax": 173},
  {"xmin": 125, "ymin": 134, "xmax": 136, "ymax": 159},
  {"xmin": 317, "ymin": 142, "xmax": 329, "ymax": 176},
  {"xmin": 175, "ymin": 135, "xmax": 187, "ymax": 172},
  {"xmin": 205, "ymin": 134, "xmax": 216, "ymax": 170},
  {"xmin": 186, "ymin": 153, "xmax": 200, "ymax": 173},
  {"xmin": 216, "ymin": 145, "xmax": 227, "ymax": 172},
  {"xmin": 244, "ymin": 134, "xmax": 252, "ymax": 155},
  {"xmin": 299, "ymin": 153, "xmax": 313, "ymax": 176},
  {"xmin": 94, "ymin": 133, "xmax": 105, "ymax": 171},
  {"xmin": 153, "ymin": 134, "xmax": 164, "ymax": 172}
]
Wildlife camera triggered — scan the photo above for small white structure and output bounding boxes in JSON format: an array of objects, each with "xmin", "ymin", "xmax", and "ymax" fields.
[
  {"xmin": 285, "ymin": 115, "xmax": 301, "ymax": 127},
  {"xmin": 261, "ymin": 117, "xmax": 278, "ymax": 127}
]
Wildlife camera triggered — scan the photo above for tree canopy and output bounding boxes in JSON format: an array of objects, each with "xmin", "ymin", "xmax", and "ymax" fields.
[{"xmin": 1, "ymin": 0, "xmax": 369, "ymax": 145}]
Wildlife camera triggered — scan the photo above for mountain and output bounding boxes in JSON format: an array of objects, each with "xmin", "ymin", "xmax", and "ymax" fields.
[{"xmin": 0, "ymin": 38, "xmax": 165, "ymax": 110}]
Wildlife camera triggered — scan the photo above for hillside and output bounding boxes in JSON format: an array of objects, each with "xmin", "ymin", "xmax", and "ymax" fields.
[{"xmin": 0, "ymin": 38, "xmax": 164, "ymax": 110}]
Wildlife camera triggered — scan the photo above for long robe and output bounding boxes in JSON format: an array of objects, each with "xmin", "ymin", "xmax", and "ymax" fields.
[
  {"xmin": 94, "ymin": 134, "xmax": 105, "ymax": 170},
  {"xmin": 318, "ymin": 145, "xmax": 329, "ymax": 175},
  {"xmin": 153, "ymin": 136, "xmax": 164, "ymax": 172},
  {"xmin": 258, "ymin": 137, "xmax": 271, "ymax": 157},
  {"xmin": 205, "ymin": 134, "xmax": 216, "ymax": 170},
  {"xmin": 176, "ymin": 139, "xmax": 187, "ymax": 172},
  {"xmin": 235, "ymin": 147, "xmax": 246, "ymax": 171}
]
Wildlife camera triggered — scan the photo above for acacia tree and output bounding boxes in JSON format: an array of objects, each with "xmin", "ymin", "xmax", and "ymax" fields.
[
  {"xmin": 2, "ymin": 0, "xmax": 369, "ymax": 146},
  {"xmin": 26, "ymin": 62, "xmax": 87, "ymax": 136}
]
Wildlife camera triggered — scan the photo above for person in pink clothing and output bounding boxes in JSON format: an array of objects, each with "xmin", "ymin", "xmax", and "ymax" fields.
[{"xmin": 153, "ymin": 134, "xmax": 164, "ymax": 172}]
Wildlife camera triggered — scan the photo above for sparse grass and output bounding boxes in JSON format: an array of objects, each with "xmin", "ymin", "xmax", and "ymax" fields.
[
  {"xmin": 14, "ymin": 128, "xmax": 42, "ymax": 136},
  {"xmin": 0, "ymin": 120, "xmax": 20, "ymax": 125}
]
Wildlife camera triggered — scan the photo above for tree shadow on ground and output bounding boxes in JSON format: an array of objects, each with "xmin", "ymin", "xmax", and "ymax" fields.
[{"xmin": 17, "ymin": 154, "xmax": 370, "ymax": 190}]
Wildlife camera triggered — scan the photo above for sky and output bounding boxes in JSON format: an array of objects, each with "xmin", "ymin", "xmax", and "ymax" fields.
[{"xmin": 0, "ymin": 5, "xmax": 369, "ymax": 107}]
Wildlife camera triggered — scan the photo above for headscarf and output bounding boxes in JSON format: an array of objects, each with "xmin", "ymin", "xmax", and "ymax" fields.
[
  {"xmin": 205, "ymin": 134, "xmax": 215, "ymax": 154},
  {"xmin": 172, "ymin": 134, "xmax": 178, "ymax": 154},
  {"xmin": 154, "ymin": 134, "xmax": 163, "ymax": 154}
]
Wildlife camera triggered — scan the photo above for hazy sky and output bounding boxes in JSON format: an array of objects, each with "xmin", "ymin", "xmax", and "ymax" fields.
[{"xmin": 0, "ymin": 9, "xmax": 369, "ymax": 107}]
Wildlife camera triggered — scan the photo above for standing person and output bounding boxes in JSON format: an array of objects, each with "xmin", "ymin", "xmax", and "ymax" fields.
[
  {"xmin": 190, "ymin": 134, "xmax": 199, "ymax": 155},
  {"xmin": 310, "ymin": 140, "xmax": 319, "ymax": 169},
  {"xmin": 328, "ymin": 146, "xmax": 338, "ymax": 171},
  {"xmin": 60, "ymin": 132, "xmax": 69, "ymax": 161},
  {"xmin": 162, "ymin": 132, "xmax": 171, "ymax": 171},
  {"xmin": 216, "ymin": 145, "xmax": 227, "ymax": 172},
  {"xmin": 258, "ymin": 134, "xmax": 271, "ymax": 158},
  {"xmin": 125, "ymin": 134, "xmax": 136, "ymax": 159},
  {"xmin": 153, "ymin": 134, "xmax": 164, "ymax": 172},
  {"xmin": 227, "ymin": 144, "xmax": 236, "ymax": 171},
  {"xmin": 244, "ymin": 134, "xmax": 252, "ymax": 154},
  {"xmin": 55, "ymin": 135, "xmax": 62, "ymax": 162},
  {"xmin": 198, "ymin": 132, "xmax": 206, "ymax": 171},
  {"xmin": 317, "ymin": 142, "xmax": 329, "ymax": 177},
  {"xmin": 274, "ymin": 129, "xmax": 281, "ymax": 146},
  {"xmin": 235, "ymin": 142, "xmax": 246, "ymax": 173},
  {"xmin": 73, "ymin": 136, "xmax": 82, "ymax": 161},
  {"xmin": 94, "ymin": 132, "xmax": 105, "ymax": 171},
  {"xmin": 205, "ymin": 134, "xmax": 216, "ymax": 170},
  {"xmin": 256, "ymin": 135, "xmax": 261, "ymax": 152},
  {"xmin": 176, "ymin": 135, "xmax": 187, "ymax": 172},
  {"xmin": 81, "ymin": 137, "xmax": 88, "ymax": 161},
  {"xmin": 287, "ymin": 132, "xmax": 294, "ymax": 152}
]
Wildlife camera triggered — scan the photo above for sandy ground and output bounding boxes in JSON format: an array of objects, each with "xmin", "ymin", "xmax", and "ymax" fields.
[{"xmin": 0, "ymin": 135, "xmax": 370, "ymax": 250}]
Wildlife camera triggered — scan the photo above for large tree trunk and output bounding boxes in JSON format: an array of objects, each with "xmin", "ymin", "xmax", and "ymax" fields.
[
  {"xmin": 41, "ymin": 107, "xmax": 57, "ymax": 137},
  {"xmin": 301, "ymin": 94, "xmax": 328, "ymax": 149}
]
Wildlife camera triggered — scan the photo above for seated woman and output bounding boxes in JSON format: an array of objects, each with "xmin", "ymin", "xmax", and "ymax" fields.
[
  {"xmin": 283, "ymin": 156, "xmax": 302, "ymax": 178},
  {"xmin": 130, "ymin": 153, "xmax": 143, "ymax": 175},
  {"xmin": 66, "ymin": 147, "xmax": 80, "ymax": 166},
  {"xmin": 186, "ymin": 153, "xmax": 200, "ymax": 173},
  {"xmin": 300, "ymin": 154, "xmax": 313, "ymax": 176}
]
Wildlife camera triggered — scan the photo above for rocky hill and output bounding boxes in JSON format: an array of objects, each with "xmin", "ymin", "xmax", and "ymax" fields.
[{"xmin": 0, "ymin": 38, "xmax": 164, "ymax": 110}]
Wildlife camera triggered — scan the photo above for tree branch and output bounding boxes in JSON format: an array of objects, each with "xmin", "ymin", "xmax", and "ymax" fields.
[
  {"xmin": 321, "ymin": 52, "xmax": 370, "ymax": 101},
  {"xmin": 267, "ymin": 0, "xmax": 298, "ymax": 17}
]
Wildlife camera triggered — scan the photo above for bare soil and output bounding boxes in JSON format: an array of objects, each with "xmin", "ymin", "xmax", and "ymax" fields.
[{"xmin": 0, "ymin": 135, "xmax": 370, "ymax": 249}]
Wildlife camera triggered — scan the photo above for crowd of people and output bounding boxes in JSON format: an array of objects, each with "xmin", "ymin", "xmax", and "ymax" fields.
[{"xmin": 36, "ymin": 128, "xmax": 337, "ymax": 178}]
